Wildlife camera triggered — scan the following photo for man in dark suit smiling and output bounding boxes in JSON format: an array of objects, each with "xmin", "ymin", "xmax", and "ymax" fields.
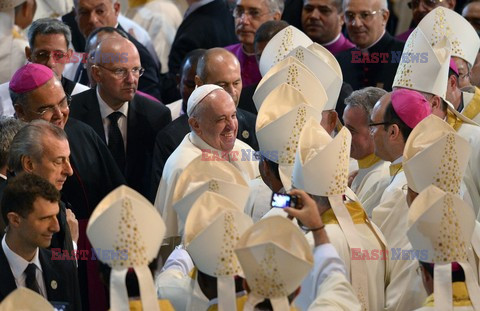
[{"xmin": 0, "ymin": 173, "xmax": 81, "ymax": 310}]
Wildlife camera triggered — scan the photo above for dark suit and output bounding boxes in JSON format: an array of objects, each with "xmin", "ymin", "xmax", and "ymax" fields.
[
  {"xmin": 70, "ymin": 88, "xmax": 172, "ymax": 198},
  {"xmin": 0, "ymin": 243, "xmax": 81, "ymax": 310},
  {"xmin": 336, "ymin": 32, "xmax": 405, "ymax": 91},
  {"xmin": 62, "ymin": 118, "xmax": 125, "ymax": 311},
  {"xmin": 150, "ymin": 108, "xmax": 258, "ymax": 202},
  {"xmin": 168, "ymin": 0, "xmax": 238, "ymax": 76}
]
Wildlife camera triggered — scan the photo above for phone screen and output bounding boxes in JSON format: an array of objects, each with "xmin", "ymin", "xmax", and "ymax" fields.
[{"xmin": 271, "ymin": 193, "xmax": 292, "ymax": 208}]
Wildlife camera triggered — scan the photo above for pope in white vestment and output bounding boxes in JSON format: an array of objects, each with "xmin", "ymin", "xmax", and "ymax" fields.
[{"xmin": 154, "ymin": 85, "xmax": 258, "ymax": 240}]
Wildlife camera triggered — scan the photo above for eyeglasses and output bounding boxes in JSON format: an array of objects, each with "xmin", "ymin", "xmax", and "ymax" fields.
[
  {"xmin": 31, "ymin": 95, "xmax": 71, "ymax": 116},
  {"xmin": 368, "ymin": 121, "xmax": 392, "ymax": 132},
  {"xmin": 94, "ymin": 64, "xmax": 145, "ymax": 79},
  {"xmin": 344, "ymin": 10, "xmax": 383, "ymax": 23},
  {"xmin": 407, "ymin": 0, "xmax": 443, "ymax": 9},
  {"xmin": 233, "ymin": 7, "xmax": 272, "ymax": 20},
  {"xmin": 33, "ymin": 51, "xmax": 69, "ymax": 62}
]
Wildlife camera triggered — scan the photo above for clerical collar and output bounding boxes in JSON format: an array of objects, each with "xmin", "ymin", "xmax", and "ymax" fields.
[
  {"xmin": 389, "ymin": 156, "xmax": 403, "ymax": 177},
  {"xmin": 357, "ymin": 153, "xmax": 382, "ymax": 169},
  {"xmin": 357, "ymin": 30, "xmax": 385, "ymax": 52},
  {"xmin": 323, "ymin": 33, "xmax": 341, "ymax": 47}
]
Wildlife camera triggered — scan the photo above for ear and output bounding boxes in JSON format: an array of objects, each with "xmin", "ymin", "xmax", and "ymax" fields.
[
  {"xmin": 21, "ymin": 155, "xmax": 35, "ymax": 173},
  {"xmin": 113, "ymin": 1, "xmax": 121, "ymax": 17},
  {"xmin": 188, "ymin": 116, "xmax": 201, "ymax": 135},
  {"xmin": 67, "ymin": 48, "xmax": 74, "ymax": 60},
  {"xmin": 195, "ymin": 75, "xmax": 203, "ymax": 87},
  {"xmin": 430, "ymin": 95, "xmax": 442, "ymax": 111},
  {"xmin": 14, "ymin": 104, "xmax": 26, "ymax": 121},
  {"xmin": 388, "ymin": 123, "xmax": 401, "ymax": 141},
  {"xmin": 25, "ymin": 46, "xmax": 32, "ymax": 60},
  {"xmin": 447, "ymin": 0, "xmax": 456, "ymax": 9},
  {"xmin": 448, "ymin": 74, "xmax": 457, "ymax": 90},
  {"xmin": 6, "ymin": 212, "xmax": 22, "ymax": 228},
  {"xmin": 91, "ymin": 65, "xmax": 102, "ymax": 83},
  {"xmin": 272, "ymin": 12, "xmax": 281, "ymax": 21},
  {"xmin": 381, "ymin": 9, "xmax": 390, "ymax": 25}
]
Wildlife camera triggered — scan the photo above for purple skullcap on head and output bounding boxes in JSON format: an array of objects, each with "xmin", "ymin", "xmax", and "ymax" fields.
[
  {"xmin": 391, "ymin": 88, "xmax": 432, "ymax": 129},
  {"xmin": 449, "ymin": 58, "xmax": 459, "ymax": 76},
  {"xmin": 9, "ymin": 63, "xmax": 54, "ymax": 94}
]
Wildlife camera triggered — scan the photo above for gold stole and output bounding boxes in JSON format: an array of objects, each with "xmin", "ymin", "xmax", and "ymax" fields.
[
  {"xmin": 424, "ymin": 282, "xmax": 472, "ymax": 307},
  {"xmin": 462, "ymin": 87, "xmax": 480, "ymax": 122},
  {"xmin": 321, "ymin": 200, "xmax": 368, "ymax": 225},
  {"xmin": 357, "ymin": 154, "xmax": 382, "ymax": 169}
]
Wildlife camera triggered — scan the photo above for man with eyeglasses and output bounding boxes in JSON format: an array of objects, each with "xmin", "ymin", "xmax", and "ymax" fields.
[
  {"xmin": 336, "ymin": 0, "xmax": 404, "ymax": 91},
  {"xmin": 369, "ymin": 89, "xmax": 431, "ymax": 311},
  {"xmin": 225, "ymin": 0, "xmax": 283, "ymax": 88},
  {"xmin": 9, "ymin": 63, "xmax": 125, "ymax": 311},
  {"xmin": 71, "ymin": 36, "xmax": 171, "ymax": 199},
  {"xmin": 301, "ymin": 0, "xmax": 354, "ymax": 55},
  {"xmin": 0, "ymin": 18, "xmax": 90, "ymax": 117},
  {"xmin": 396, "ymin": 0, "xmax": 455, "ymax": 41}
]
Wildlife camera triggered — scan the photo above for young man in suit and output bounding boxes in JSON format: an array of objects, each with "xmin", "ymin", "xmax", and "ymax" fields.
[
  {"xmin": 0, "ymin": 173, "xmax": 81, "ymax": 310},
  {"xmin": 70, "ymin": 36, "xmax": 171, "ymax": 198}
]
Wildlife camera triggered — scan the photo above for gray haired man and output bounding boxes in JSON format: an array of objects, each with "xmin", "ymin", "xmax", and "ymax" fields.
[{"xmin": 342, "ymin": 87, "xmax": 390, "ymax": 216}]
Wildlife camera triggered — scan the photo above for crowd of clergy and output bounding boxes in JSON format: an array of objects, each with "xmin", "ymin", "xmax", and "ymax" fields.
[{"xmin": 1, "ymin": 0, "xmax": 480, "ymax": 310}]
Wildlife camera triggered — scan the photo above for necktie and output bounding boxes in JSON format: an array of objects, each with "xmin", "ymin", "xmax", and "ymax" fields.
[
  {"xmin": 107, "ymin": 111, "xmax": 126, "ymax": 171},
  {"xmin": 25, "ymin": 263, "xmax": 41, "ymax": 295}
]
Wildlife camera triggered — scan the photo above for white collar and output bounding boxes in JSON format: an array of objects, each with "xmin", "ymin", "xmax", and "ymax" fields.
[
  {"xmin": 0, "ymin": 173, "xmax": 6, "ymax": 180},
  {"xmin": 96, "ymin": 87, "xmax": 129, "ymax": 120},
  {"xmin": 323, "ymin": 33, "xmax": 341, "ymax": 47},
  {"xmin": 392, "ymin": 156, "xmax": 403, "ymax": 165},
  {"xmin": 2, "ymin": 235, "xmax": 43, "ymax": 281}
]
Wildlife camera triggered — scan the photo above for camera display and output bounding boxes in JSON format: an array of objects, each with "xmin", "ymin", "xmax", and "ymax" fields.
[{"xmin": 271, "ymin": 193, "xmax": 297, "ymax": 208}]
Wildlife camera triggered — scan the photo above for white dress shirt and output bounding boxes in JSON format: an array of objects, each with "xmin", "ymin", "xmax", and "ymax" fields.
[
  {"xmin": 2, "ymin": 235, "xmax": 47, "ymax": 298},
  {"xmin": 96, "ymin": 87, "xmax": 128, "ymax": 151}
]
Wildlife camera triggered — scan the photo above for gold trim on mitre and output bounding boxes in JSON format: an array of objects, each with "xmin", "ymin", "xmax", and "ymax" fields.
[
  {"xmin": 253, "ymin": 57, "xmax": 328, "ymax": 112},
  {"xmin": 259, "ymin": 26, "xmax": 313, "ymax": 76},
  {"xmin": 292, "ymin": 118, "xmax": 352, "ymax": 196},
  {"xmin": 418, "ymin": 7, "xmax": 480, "ymax": 66},
  {"xmin": 403, "ymin": 115, "xmax": 471, "ymax": 194},
  {"xmin": 235, "ymin": 216, "xmax": 313, "ymax": 310},
  {"xmin": 393, "ymin": 28, "xmax": 451, "ymax": 99}
]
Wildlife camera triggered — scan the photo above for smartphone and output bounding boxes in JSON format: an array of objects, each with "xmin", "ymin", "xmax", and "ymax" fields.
[{"xmin": 271, "ymin": 192, "xmax": 298, "ymax": 208}]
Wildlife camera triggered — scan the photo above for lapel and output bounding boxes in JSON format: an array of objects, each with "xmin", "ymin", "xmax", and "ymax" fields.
[
  {"xmin": 0, "ymin": 242, "xmax": 17, "ymax": 300},
  {"xmin": 38, "ymin": 249, "xmax": 63, "ymax": 302},
  {"xmin": 82, "ymin": 88, "xmax": 107, "ymax": 143}
]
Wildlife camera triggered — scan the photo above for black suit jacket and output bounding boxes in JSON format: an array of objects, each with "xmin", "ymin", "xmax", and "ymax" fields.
[
  {"xmin": 168, "ymin": 0, "xmax": 238, "ymax": 75},
  {"xmin": 70, "ymin": 89, "xmax": 172, "ymax": 198},
  {"xmin": 0, "ymin": 244, "xmax": 81, "ymax": 310},
  {"xmin": 149, "ymin": 108, "xmax": 258, "ymax": 202},
  {"xmin": 336, "ymin": 32, "xmax": 405, "ymax": 91}
]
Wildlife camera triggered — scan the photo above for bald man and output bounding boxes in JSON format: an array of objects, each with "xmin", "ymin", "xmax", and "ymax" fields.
[{"xmin": 70, "ymin": 37, "xmax": 171, "ymax": 198}]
